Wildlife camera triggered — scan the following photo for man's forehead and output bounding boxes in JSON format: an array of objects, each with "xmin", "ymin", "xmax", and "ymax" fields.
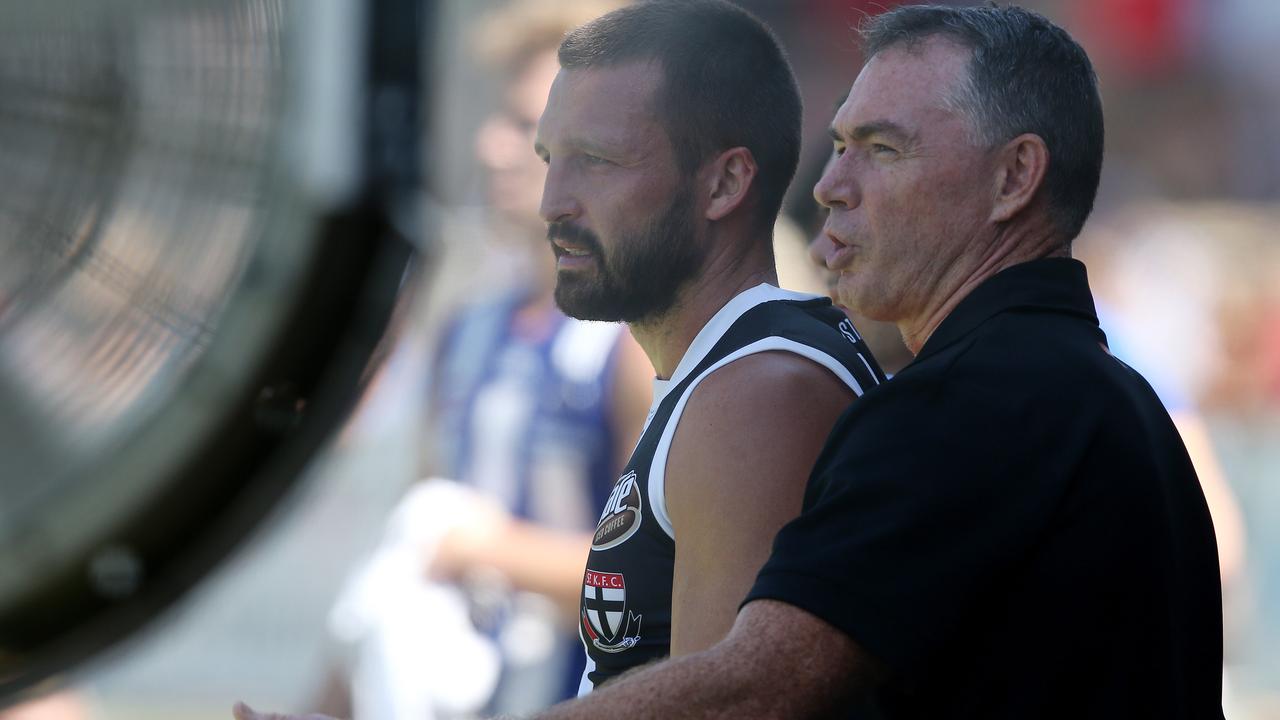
[
  {"xmin": 542, "ymin": 62, "xmax": 663, "ymax": 129},
  {"xmin": 833, "ymin": 38, "xmax": 969, "ymax": 134}
]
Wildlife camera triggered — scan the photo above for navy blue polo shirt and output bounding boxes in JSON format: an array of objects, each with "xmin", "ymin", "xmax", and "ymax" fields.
[{"xmin": 747, "ymin": 258, "xmax": 1224, "ymax": 719}]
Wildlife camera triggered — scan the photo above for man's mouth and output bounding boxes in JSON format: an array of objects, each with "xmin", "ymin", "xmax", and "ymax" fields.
[
  {"xmin": 824, "ymin": 242, "xmax": 857, "ymax": 271},
  {"xmin": 555, "ymin": 244, "xmax": 592, "ymax": 257},
  {"xmin": 547, "ymin": 222, "xmax": 602, "ymax": 263},
  {"xmin": 551, "ymin": 239, "xmax": 597, "ymax": 269}
]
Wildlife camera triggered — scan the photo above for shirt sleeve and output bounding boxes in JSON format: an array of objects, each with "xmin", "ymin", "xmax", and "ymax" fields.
[{"xmin": 745, "ymin": 368, "xmax": 1077, "ymax": 676}]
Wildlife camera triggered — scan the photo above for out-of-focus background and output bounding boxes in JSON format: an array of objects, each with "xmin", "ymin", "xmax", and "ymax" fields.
[{"xmin": 2, "ymin": 0, "xmax": 1278, "ymax": 718}]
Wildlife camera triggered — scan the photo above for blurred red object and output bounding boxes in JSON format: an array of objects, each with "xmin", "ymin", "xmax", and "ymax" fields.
[{"xmin": 1072, "ymin": 0, "xmax": 1197, "ymax": 79}]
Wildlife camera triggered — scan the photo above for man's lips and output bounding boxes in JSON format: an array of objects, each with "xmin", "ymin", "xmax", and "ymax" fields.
[
  {"xmin": 547, "ymin": 221, "xmax": 601, "ymax": 261},
  {"xmin": 550, "ymin": 237, "xmax": 598, "ymax": 269},
  {"xmin": 551, "ymin": 240, "xmax": 594, "ymax": 258},
  {"xmin": 822, "ymin": 232, "xmax": 857, "ymax": 271}
]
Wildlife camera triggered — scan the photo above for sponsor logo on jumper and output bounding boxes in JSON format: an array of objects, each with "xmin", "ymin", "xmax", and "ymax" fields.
[
  {"xmin": 581, "ymin": 569, "xmax": 643, "ymax": 653},
  {"xmin": 592, "ymin": 470, "xmax": 642, "ymax": 550},
  {"xmin": 838, "ymin": 318, "xmax": 862, "ymax": 345}
]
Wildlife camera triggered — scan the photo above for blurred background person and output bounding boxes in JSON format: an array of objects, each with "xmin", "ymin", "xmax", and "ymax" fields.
[{"xmin": 316, "ymin": 1, "xmax": 651, "ymax": 718}]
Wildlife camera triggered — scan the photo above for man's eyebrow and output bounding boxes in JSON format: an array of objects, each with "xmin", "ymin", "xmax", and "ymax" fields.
[
  {"xmin": 536, "ymin": 135, "xmax": 634, "ymax": 164},
  {"xmin": 850, "ymin": 120, "xmax": 916, "ymax": 145},
  {"xmin": 829, "ymin": 120, "xmax": 916, "ymax": 146}
]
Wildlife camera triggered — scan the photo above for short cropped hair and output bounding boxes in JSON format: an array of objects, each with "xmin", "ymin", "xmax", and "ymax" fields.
[
  {"xmin": 559, "ymin": 0, "xmax": 802, "ymax": 231},
  {"xmin": 863, "ymin": 4, "xmax": 1105, "ymax": 242}
]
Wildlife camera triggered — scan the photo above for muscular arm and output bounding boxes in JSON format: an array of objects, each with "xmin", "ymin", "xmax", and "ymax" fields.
[
  {"xmin": 231, "ymin": 600, "xmax": 880, "ymax": 720},
  {"xmin": 537, "ymin": 599, "xmax": 881, "ymax": 718},
  {"xmin": 666, "ymin": 352, "xmax": 855, "ymax": 655}
]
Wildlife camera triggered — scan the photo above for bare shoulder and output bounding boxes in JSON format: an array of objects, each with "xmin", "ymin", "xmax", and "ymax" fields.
[
  {"xmin": 667, "ymin": 351, "xmax": 855, "ymax": 515},
  {"xmin": 679, "ymin": 350, "xmax": 856, "ymax": 433}
]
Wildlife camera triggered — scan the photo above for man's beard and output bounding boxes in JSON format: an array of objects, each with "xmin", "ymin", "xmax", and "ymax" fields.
[{"xmin": 549, "ymin": 188, "xmax": 706, "ymax": 324}]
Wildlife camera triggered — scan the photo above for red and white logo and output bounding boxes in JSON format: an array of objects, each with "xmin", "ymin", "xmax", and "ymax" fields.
[{"xmin": 581, "ymin": 569, "xmax": 642, "ymax": 653}]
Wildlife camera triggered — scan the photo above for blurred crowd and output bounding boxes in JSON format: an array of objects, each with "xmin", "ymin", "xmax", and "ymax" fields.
[{"xmin": 14, "ymin": 1, "xmax": 1279, "ymax": 718}]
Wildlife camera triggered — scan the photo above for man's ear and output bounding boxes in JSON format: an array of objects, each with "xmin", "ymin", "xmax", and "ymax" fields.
[
  {"xmin": 704, "ymin": 147, "xmax": 758, "ymax": 221},
  {"xmin": 989, "ymin": 133, "xmax": 1049, "ymax": 224}
]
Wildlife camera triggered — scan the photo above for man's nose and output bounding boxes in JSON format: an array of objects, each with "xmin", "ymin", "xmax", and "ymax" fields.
[
  {"xmin": 813, "ymin": 155, "xmax": 859, "ymax": 211},
  {"xmin": 538, "ymin": 160, "xmax": 580, "ymax": 224}
]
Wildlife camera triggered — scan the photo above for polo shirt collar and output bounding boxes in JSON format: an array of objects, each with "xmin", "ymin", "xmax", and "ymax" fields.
[{"xmin": 914, "ymin": 257, "xmax": 1100, "ymax": 363}]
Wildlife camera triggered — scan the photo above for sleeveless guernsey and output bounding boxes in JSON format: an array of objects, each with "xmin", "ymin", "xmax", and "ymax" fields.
[{"xmin": 577, "ymin": 284, "xmax": 886, "ymax": 692}]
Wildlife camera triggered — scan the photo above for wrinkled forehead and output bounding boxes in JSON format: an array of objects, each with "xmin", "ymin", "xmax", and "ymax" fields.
[{"xmin": 834, "ymin": 37, "xmax": 972, "ymax": 133}]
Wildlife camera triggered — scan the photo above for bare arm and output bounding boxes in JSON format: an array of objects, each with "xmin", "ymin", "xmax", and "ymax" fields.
[
  {"xmin": 666, "ymin": 353, "xmax": 855, "ymax": 655},
  {"xmin": 231, "ymin": 600, "xmax": 878, "ymax": 720},
  {"xmin": 537, "ymin": 598, "xmax": 881, "ymax": 719}
]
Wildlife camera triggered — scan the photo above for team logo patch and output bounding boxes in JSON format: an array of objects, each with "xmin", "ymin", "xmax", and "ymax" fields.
[
  {"xmin": 581, "ymin": 569, "xmax": 642, "ymax": 653},
  {"xmin": 592, "ymin": 470, "xmax": 642, "ymax": 550}
]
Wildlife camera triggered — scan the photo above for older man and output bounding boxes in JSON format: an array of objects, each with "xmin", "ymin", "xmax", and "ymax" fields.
[{"xmin": 526, "ymin": 4, "xmax": 1223, "ymax": 719}]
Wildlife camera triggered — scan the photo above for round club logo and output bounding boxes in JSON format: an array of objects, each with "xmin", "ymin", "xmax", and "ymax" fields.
[{"xmin": 592, "ymin": 470, "xmax": 642, "ymax": 550}]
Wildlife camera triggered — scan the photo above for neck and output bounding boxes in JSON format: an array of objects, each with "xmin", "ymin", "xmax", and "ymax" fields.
[
  {"xmin": 899, "ymin": 222, "xmax": 1068, "ymax": 355},
  {"xmin": 628, "ymin": 232, "xmax": 776, "ymax": 379}
]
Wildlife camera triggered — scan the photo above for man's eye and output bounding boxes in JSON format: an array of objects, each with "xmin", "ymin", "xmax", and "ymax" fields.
[
  {"xmin": 583, "ymin": 153, "xmax": 612, "ymax": 166},
  {"xmin": 871, "ymin": 143, "xmax": 897, "ymax": 155},
  {"xmin": 833, "ymin": 145, "xmax": 846, "ymax": 157}
]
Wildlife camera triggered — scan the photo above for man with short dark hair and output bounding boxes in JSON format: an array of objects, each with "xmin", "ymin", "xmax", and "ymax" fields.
[
  {"xmin": 527, "ymin": 4, "xmax": 1224, "ymax": 718},
  {"xmin": 536, "ymin": 0, "xmax": 884, "ymax": 693}
]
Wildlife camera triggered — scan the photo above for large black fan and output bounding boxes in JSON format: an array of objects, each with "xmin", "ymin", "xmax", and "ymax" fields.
[{"xmin": 0, "ymin": 0, "xmax": 427, "ymax": 702}]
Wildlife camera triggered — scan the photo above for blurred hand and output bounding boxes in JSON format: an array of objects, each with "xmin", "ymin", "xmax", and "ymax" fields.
[
  {"xmin": 426, "ymin": 495, "xmax": 511, "ymax": 581},
  {"xmin": 232, "ymin": 701, "xmax": 340, "ymax": 720}
]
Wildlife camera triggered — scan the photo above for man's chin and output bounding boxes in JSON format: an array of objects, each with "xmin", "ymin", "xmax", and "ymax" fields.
[
  {"xmin": 555, "ymin": 284, "xmax": 673, "ymax": 325},
  {"xmin": 554, "ymin": 282, "xmax": 619, "ymax": 322},
  {"xmin": 834, "ymin": 277, "xmax": 879, "ymax": 321},
  {"xmin": 837, "ymin": 288, "xmax": 898, "ymax": 325}
]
